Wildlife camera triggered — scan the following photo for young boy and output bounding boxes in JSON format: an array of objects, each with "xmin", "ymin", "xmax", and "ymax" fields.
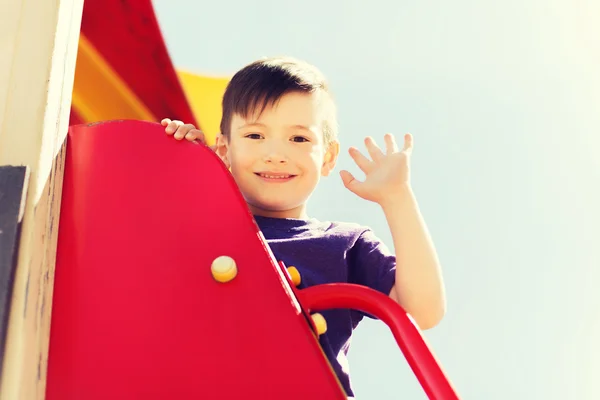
[{"xmin": 161, "ymin": 56, "xmax": 446, "ymax": 397}]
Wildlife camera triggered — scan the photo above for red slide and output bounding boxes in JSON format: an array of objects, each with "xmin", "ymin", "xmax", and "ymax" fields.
[{"xmin": 45, "ymin": 120, "xmax": 459, "ymax": 399}]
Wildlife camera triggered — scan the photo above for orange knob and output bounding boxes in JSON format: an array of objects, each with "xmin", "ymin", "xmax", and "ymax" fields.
[
  {"xmin": 311, "ymin": 313, "xmax": 327, "ymax": 336},
  {"xmin": 287, "ymin": 266, "xmax": 301, "ymax": 286}
]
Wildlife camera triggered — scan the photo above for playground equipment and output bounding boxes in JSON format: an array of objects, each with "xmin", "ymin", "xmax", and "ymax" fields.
[{"xmin": 42, "ymin": 120, "xmax": 459, "ymax": 399}]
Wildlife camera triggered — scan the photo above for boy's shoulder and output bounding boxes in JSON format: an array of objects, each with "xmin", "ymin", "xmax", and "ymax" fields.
[
  {"xmin": 254, "ymin": 215, "xmax": 374, "ymax": 244},
  {"xmin": 322, "ymin": 219, "xmax": 371, "ymax": 237},
  {"xmin": 304, "ymin": 219, "xmax": 390, "ymax": 253}
]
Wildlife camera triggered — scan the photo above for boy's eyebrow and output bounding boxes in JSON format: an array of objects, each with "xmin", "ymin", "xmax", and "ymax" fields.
[
  {"xmin": 236, "ymin": 122, "xmax": 266, "ymax": 131},
  {"xmin": 291, "ymin": 124, "xmax": 313, "ymax": 132},
  {"xmin": 236, "ymin": 123, "xmax": 315, "ymax": 132}
]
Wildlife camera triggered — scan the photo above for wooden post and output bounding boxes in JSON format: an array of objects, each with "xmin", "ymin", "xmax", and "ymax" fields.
[
  {"xmin": 0, "ymin": 0, "xmax": 84, "ymax": 398},
  {"xmin": 0, "ymin": 167, "xmax": 30, "ymax": 367}
]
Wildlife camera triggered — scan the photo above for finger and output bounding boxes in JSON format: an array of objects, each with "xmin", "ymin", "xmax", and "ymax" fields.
[
  {"xmin": 348, "ymin": 146, "xmax": 374, "ymax": 174},
  {"xmin": 174, "ymin": 123, "xmax": 193, "ymax": 140},
  {"xmin": 340, "ymin": 170, "xmax": 361, "ymax": 191},
  {"xmin": 384, "ymin": 133, "xmax": 399, "ymax": 155},
  {"xmin": 161, "ymin": 118, "xmax": 171, "ymax": 126},
  {"xmin": 364, "ymin": 137, "xmax": 385, "ymax": 162},
  {"xmin": 185, "ymin": 129, "xmax": 206, "ymax": 143},
  {"xmin": 175, "ymin": 123, "xmax": 198, "ymax": 140},
  {"xmin": 403, "ymin": 133, "xmax": 413, "ymax": 154},
  {"xmin": 340, "ymin": 170, "xmax": 369, "ymax": 200},
  {"xmin": 166, "ymin": 120, "xmax": 183, "ymax": 135}
]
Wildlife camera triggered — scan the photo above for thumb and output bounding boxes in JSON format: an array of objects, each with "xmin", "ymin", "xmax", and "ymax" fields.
[{"xmin": 340, "ymin": 170, "xmax": 363, "ymax": 194}]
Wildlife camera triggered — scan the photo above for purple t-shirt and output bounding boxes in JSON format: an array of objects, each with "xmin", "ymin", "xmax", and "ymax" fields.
[{"xmin": 254, "ymin": 216, "xmax": 397, "ymax": 397}]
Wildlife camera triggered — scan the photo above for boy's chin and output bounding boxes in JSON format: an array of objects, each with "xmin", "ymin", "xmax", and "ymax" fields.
[{"xmin": 247, "ymin": 198, "xmax": 307, "ymax": 215}]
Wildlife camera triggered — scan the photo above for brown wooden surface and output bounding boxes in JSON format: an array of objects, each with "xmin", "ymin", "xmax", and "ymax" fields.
[
  {"xmin": 0, "ymin": 0, "xmax": 84, "ymax": 398},
  {"xmin": 0, "ymin": 166, "xmax": 29, "ymax": 372}
]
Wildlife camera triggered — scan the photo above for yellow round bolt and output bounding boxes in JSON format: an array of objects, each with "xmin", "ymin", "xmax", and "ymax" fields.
[
  {"xmin": 287, "ymin": 266, "xmax": 301, "ymax": 286},
  {"xmin": 311, "ymin": 313, "xmax": 327, "ymax": 336},
  {"xmin": 211, "ymin": 255, "xmax": 237, "ymax": 283}
]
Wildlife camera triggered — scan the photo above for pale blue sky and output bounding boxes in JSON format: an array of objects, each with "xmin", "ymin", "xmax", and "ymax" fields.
[{"xmin": 153, "ymin": 1, "xmax": 600, "ymax": 398}]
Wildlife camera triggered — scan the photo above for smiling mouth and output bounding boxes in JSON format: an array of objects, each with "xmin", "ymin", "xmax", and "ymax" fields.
[{"xmin": 255, "ymin": 173, "xmax": 297, "ymax": 180}]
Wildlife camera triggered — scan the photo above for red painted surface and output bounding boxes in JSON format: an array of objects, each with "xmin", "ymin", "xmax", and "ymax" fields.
[
  {"xmin": 78, "ymin": 0, "xmax": 197, "ymax": 125},
  {"xmin": 68, "ymin": 108, "xmax": 83, "ymax": 126},
  {"xmin": 46, "ymin": 121, "xmax": 346, "ymax": 399},
  {"xmin": 299, "ymin": 284, "xmax": 460, "ymax": 400}
]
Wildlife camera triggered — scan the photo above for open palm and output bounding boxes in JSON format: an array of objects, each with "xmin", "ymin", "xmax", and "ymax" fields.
[{"xmin": 340, "ymin": 133, "xmax": 413, "ymax": 204}]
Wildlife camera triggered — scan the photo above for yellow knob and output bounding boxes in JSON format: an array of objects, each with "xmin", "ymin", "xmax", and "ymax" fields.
[
  {"xmin": 211, "ymin": 256, "xmax": 237, "ymax": 283},
  {"xmin": 287, "ymin": 266, "xmax": 301, "ymax": 286},
  {"xmin": 311, "ymin": 313, "xmax": 327, "ymax": 336}
]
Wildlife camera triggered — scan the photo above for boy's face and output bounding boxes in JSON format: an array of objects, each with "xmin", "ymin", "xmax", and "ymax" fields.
[{"xmin": 215, "ymin": 91, "xmax": 339, "ymax": 219}]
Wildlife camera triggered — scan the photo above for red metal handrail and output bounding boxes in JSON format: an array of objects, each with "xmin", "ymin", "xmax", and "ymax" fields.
[{"xmin": 298, "ymin": 283, "xmax": 460, "ymax": 400}]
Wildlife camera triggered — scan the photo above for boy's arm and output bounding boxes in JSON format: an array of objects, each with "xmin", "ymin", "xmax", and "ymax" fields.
[
  {"xmin": 381, "ymin": 187, "xmax": 446, "ymax": 330},
  {"xmin": 340, "ymin": 133, "xmax": 446, "ymax": 330}
]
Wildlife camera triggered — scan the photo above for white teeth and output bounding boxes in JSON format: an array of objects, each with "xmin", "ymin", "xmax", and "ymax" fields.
[{"xmin": 260, "ymin": 174, "xmax": 291, "ymax": 179}]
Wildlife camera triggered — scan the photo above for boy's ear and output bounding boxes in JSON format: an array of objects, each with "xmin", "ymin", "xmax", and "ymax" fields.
[
  {"xmin": 214, "ymin": 133, "xmax": 230, "ymax": 168},
  {"xmin": 321, "ymin": 140, "xmax": 340, "ymax": 177}
]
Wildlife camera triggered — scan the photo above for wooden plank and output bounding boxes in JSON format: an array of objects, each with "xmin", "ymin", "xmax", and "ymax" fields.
[
  {"xmin": 0, "ymin": 167, "xmax": 29, "ymax": 369},
  {"xmin": 0, "ymin": 0, "xmax": 84, "ymax": 398}
]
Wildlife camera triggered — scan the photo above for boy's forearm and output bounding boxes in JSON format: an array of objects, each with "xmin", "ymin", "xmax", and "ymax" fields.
[{"xmin": 380, "ymin": 187, "xmax": 446, "ymax": 330}]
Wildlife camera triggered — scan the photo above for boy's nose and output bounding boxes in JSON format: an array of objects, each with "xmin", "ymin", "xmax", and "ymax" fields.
[
  {"xmin": 264, "ymin": 152, "xmax": 287, "ymax": 164},
  {"xmin": 263, "ymin": 143, "xmax": 288, "ymax": 164}
]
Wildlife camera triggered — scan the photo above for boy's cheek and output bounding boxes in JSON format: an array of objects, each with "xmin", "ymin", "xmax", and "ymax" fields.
[
  {"xmin": 309, "ymin": 148, "xmax": 328, "ymax": 164},
  {"xmin": 229, "ymin": 152, "xmax": 251, "ymax": 167},
  {"xmin": 304, "ymin": 145, "xmax": 322, "ymax": 158}
]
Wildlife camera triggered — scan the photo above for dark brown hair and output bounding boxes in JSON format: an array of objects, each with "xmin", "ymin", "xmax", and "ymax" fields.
[{"xmin": 220, "ymin": 56, "xmax": 338, "ymax": 144}]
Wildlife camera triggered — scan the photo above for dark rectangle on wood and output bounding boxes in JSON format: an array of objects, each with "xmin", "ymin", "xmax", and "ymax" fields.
[{"xmin": 0, "ymin": 165, "xmax": 29, "ymax": 368}]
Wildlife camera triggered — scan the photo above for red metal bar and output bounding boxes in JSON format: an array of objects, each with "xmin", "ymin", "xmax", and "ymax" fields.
[{"xmin": 298, "ymin": 283, "xmax": 460, "ymax": 400}]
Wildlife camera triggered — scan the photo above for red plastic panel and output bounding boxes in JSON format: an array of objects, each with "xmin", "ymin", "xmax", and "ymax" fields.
[{"xmin": 46, "ymin": 120, "xmax": 346, "ymax": 400}]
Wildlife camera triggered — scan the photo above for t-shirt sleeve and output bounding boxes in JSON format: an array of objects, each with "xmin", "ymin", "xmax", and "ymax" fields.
[{"xmin": 348, "ymin": 228, "xmax": 397, "ymax": 300}]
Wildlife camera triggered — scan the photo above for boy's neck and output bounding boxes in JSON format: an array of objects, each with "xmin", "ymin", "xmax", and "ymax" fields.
[{"xmin": 249, "ymin": 203, "xmax": 309, "ymax": 220}]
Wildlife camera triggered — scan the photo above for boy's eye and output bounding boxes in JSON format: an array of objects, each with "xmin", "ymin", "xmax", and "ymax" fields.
[
  {"xmin": 245, "ymin": 133, "xmax": 263, "ymax": 139},
  {"xmin": 291, "ymin": 136, "xmax": 309, "ymax": 143}
]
